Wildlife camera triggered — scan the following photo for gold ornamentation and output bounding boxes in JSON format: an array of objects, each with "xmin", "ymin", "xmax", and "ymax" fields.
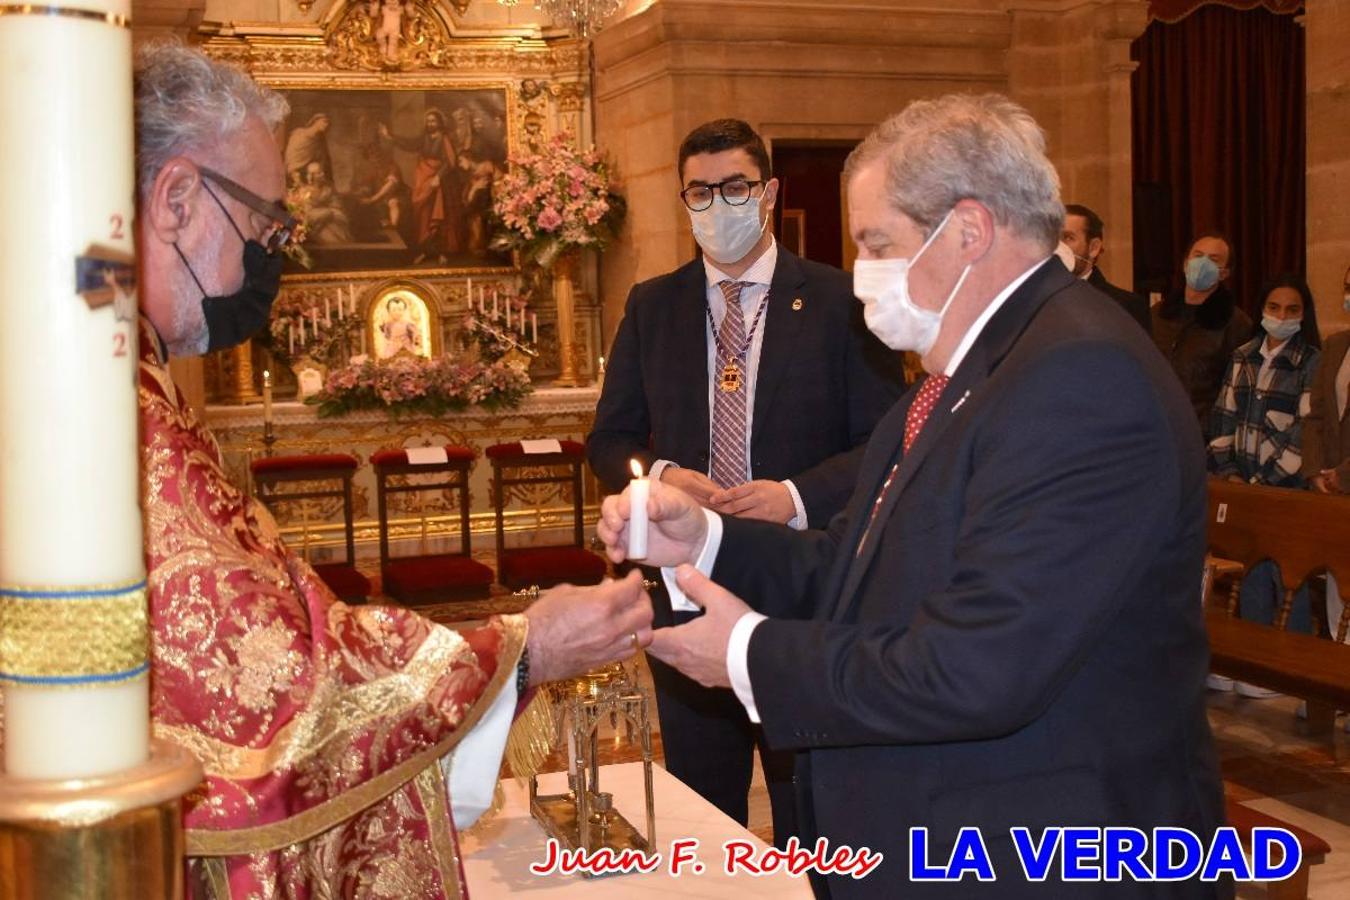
[
  {"xmin": 328, "ymin": 0, "xmax": 452, "ymax": 72},
  {"xmin": 0, "ymin": 580, "xmax": 148, "ymax": 686},
  {"xmin": 719, "ymin": 361, "xmax": 743, "ymax": 393},
  {"xmin": 792, "ymin": 297, "xmax": 804, "ymax": 311}
]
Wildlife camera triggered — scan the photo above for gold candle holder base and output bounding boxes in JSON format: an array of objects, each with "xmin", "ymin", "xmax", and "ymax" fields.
[{"xmin": 0, "ymin": 738, "xmax": 203, "ymax": 900}]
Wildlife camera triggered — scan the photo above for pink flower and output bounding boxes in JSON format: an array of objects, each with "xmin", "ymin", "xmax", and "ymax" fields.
[{"xmin": 537, "ymin": 207, "xmax": 563, "ymax": 231}]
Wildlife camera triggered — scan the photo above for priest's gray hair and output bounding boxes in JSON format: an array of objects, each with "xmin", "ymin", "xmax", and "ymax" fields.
[
  {"xmin": 134, "ymin": 43, "xmax": 289, "ymax": 199},
  {"xmin": 845, "ymin": 94, "xmax": 1063, "ymax": 250}
]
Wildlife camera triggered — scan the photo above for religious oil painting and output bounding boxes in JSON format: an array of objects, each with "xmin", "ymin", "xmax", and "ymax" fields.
[
  {"xmin": 370, "ymin": 284, "xmax": 436, "ymax": 360},
  {"xmin": 278, "ymin": 86, "xmax": 513, "ymax": 276}
]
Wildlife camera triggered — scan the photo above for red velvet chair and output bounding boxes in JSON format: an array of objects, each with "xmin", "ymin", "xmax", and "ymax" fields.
[
  {"xmin": 250, "ymin": 453, "xmax": 372, "ymax": 604},
  {"xmin": 486, "ymin": 440, "xmax": 607, "ymax": 590},
  {"xmin": 371, "ymin": 445, "xmax": 494, "ymax": 605}
]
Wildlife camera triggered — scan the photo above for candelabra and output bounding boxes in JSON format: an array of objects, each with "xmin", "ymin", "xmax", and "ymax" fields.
[{"xmin": 498, "ymin": 0, "xmax": 626, "ymax": 41}]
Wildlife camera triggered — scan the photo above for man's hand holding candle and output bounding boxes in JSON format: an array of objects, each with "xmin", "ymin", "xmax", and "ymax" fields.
[{"xmin": 597, "ymin": 478, "xmax": 710, "ymax": 568}]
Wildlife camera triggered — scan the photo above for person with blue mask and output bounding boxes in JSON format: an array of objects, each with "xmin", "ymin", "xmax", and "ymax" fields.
[
  {"xmin": 587, "ymin": 117, "xmax": 903, "ymax": 847},
  {"xmin": 1206, "ymin": 277, "xmax": 1322, "ymax": 688},
  {"xmin": 1151, "ymin": 233, "xmax": 1253, "ymax": 433}
]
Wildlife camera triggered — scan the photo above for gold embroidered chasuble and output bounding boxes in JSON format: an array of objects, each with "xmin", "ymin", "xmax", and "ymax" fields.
[{"xmin": 137, "ymin": 322, "xmax": 523, "ymax": 898}]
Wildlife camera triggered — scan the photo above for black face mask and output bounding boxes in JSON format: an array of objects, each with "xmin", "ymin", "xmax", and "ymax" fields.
[{"xmin": 174, "ymin": 185, "xmax": 284, "ymax": 353}]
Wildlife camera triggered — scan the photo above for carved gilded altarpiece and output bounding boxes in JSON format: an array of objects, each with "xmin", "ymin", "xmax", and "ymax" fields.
[{"xmin": 197, "ymin": 2, "xmax": 605, "ymax": 560}]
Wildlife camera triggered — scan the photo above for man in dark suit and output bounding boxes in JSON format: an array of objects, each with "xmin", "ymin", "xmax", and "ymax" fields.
[
  {"xmin": 1062, "ymin": 202, "xmax": 1152, "ymax": 334},
  {"xmin": 600, "ymin": 95, "xmax": 1227, "ymax": 898},
  {"xmin": 587, "ymin": 119, "xmax": 902, "ymax": 844}
]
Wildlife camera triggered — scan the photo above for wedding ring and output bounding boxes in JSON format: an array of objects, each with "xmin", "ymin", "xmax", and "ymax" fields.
[{"xmin": 630, "ymin": 632, "xmax": 640, "ymax": 651}]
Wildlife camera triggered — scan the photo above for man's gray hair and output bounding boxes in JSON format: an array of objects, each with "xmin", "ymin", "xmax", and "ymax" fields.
[
  {"xmin": 845, "ymin": 94, "xmax": 1064, "ymax": 250},
  {"xmin": 134, "ymin": 43, "xmax": 289, "ymax": 198}
]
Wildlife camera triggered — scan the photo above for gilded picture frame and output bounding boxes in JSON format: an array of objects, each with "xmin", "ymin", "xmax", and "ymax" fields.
[{"xmin": 367, "ymin": 280, "xmax": 442, "ymax": 359}]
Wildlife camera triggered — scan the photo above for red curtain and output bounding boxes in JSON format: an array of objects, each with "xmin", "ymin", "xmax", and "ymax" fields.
[
  {"xmin": 1149, "ymin": 1, "xmax": 1302, "ymax": 24},
  {"xmin": 1131, "ymin": 4, "xmax": 1304, "ymax": 314}
]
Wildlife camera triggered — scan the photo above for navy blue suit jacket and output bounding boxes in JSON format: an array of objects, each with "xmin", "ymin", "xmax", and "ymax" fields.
[
  {"xmin": 587, "ymin": 248, "xmax": 903, "ymax": 527},
  {"xmin": 713, "ymin": 260, "xmax": 1228, "ymax": 898}
]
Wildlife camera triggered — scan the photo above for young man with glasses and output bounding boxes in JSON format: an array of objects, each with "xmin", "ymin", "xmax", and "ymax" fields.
[{"xmin": 587, "ymin": 118, "xmax": 903, "ymax": 846}]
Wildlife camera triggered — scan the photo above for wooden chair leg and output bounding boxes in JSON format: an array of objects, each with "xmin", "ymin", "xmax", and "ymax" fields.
[
  {"xmin": 1264, "ymin": 862, "xmax": 1309, "ymax": 900},
  {"xmin": 1304, "ymin": 700, "xmax": 1335, "ymax": 737}
]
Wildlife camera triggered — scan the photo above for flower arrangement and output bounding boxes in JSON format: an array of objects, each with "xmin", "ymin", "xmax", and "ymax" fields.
[
  {"xmin": 266, "ymin": 287, "xmax": 361, "ymax": 367},
  {"xmin": 490, "ymin": 132, "xmax": 626, "ymax": 269},
  {"xmin": 306, "ymin": 354, "xmax": 532, "ymax": 419}
]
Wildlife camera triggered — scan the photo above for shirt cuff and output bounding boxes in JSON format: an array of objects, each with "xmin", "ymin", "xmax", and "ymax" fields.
[
  {"xmin": 727, "ymin": 611, "xmax": 768, "ymax": 723},
  {"xmin": 443, "ymin": 676, "xmax": 516, "ymax": 829},
  {"xmin": 649, "ymin": 459, "xmax": 675, "ymax": 483},
  {"xmin": 662, "ymin": 507, "xmax": 723, "ymax": 613},
  {"xmin": 782, "ymin": 479, "xmax": 808, "ymax": 530}
]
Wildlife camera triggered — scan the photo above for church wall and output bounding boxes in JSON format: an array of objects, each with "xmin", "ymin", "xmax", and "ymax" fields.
[{"xmin": 1305, "ymin": 0, "xmax": 1350, "ymax": 333}]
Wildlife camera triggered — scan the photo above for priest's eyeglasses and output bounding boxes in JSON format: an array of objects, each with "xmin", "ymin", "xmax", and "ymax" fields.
[
  {"xmin": 198, "ymin": 166, "xmax": 297, "ymax": 255},
  {"xmin": 680, "ymin": 179, "xmax": 766, "ymax": 212}
]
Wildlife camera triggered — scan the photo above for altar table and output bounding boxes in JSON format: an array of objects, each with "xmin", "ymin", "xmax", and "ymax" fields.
[{"xmin": 461, "ymin": 762, "xmax": 816, "ymax": 898}]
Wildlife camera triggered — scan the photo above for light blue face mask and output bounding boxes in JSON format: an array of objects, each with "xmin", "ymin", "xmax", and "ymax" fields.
[
  {"xmin": 1184, "ymin": 256, "xmax": 1220, "ymax": 292},
  {"xmin": 1262, "ymin": 316, "xmax": 1301, "ymax": 341}
]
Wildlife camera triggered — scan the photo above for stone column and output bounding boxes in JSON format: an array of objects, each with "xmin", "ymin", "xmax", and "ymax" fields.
[
  {"xmin": 1005, "ymin": 0, "xmax": 1148, "ymax": 290},
  {"xmin": 1305, "ymin": 2, "xmax": 1350, "ymax": 332}
]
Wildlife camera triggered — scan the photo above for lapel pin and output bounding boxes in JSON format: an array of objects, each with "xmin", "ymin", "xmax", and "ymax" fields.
[
  {"xmin": 792, "ymin": 298, "xmax": 804, "ymax": 311},
  {"xmin": 950, "ymin": 390, "xmax": 971, "ymax": 413}
]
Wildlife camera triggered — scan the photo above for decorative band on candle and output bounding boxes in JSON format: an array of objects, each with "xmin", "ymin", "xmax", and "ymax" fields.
[
  {"xmin": 0, "ymin": 580, "xmax": 149, "ymax": 687},
  {"xmin": 0, "ymin": 4, "xmax": 131, "ymax": 27}
]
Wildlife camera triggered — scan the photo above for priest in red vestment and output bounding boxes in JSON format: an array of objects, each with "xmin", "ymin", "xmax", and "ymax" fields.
[{"xmin": 127, "ymin": 44, "xmax": 652, "ymax": 898}]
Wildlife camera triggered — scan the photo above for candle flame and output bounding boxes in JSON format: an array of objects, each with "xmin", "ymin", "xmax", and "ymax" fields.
[
  {"xmin": 629, "ymin": 459, "xmax": 644, "ymax": 478},
  {"xmin": 262, "ymin": 369, "xmax": 271, "ymax": 382}
]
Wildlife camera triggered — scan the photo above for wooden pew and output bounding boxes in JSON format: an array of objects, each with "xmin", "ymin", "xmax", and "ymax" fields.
[{"xmin": 1202, "ymin": 480, "xmax": 1350, "ymax": 899}]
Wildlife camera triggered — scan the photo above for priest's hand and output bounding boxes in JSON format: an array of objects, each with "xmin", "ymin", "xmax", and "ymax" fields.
[
  {"xmin": 659, "ymin": 466, "xmax": 719, "ymax": 506},
  {"xmin": 523, "ymin": 570, "xmax": 653, "ymax": 685},
  {"xmin": 646, "ymin": 565, "xmax": 749, "ymax": 689},
  {"xmin": 709, "ymin": 480, "xmax": 796, "ymax": 524},
  {"xmin": 598, "ymin": 479, "xmax": 709, "ymax": 567}
]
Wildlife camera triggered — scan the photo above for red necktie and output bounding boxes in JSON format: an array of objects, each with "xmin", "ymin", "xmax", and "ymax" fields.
[{"xmin": 855, "ymin": 374, "xmax": 949, "ymax": 557}]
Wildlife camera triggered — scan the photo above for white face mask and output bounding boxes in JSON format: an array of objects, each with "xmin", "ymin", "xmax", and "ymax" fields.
[
  {"xmin": 1262, "ymin": 316, "xmax": 1301, "ymax": 341},
  {"xmin": 689, "ymin": 196, "xmax": 767, "ymax": 265},
  {"xmin": 852, "ymin": 209, "xmax": 971, "ymax": 355}
]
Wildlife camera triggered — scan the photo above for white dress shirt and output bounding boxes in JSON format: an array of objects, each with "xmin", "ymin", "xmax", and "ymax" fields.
[{"xmin": 664, "ymin": 257, "xmax": 1052, "ymax": 721}]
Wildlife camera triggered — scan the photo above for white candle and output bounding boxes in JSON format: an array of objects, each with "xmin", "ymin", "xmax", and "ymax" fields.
[
  {"xmin": 325, "ymin": 295, "xmax": 331, "ymax": 325},
  {"xmin": 532, "ymin": 313, "xmax": 538, "ymax": 344},
  {"xmin": 466, "ymin": 277, "xmax": 472, "ymax": 307},
  {"xmin": 299, "ymin": 315, "xmax": 306, "ymax": 343},
  {"xmin": 349, "ymin": 282, "xmax": 356, "ymax": 316},
  {"xmin": 493, "ymin": 290, "xmax": 499, "ymax": 319},
  {"xmin": 288, "ymin": 322, "xmax": 295, "ymax": 357},
  {"xmin": 1, "ymin": 0, "xmax": 149, "ymax": 779},
  {"xmin": 598, "ymin": 355, "xmax": 605, "ymax": 375},
  {"xmin": 478, "ymin": 292, "xmax": 484, "ymax": 316},
  {"xmin": 262, "ymin": 370, "xmax": 273, "ymax": 424},
  {"xmin": 628, "ymin": 459, "xmax": 649, "ymax": 559},
  {"xmin": 506, "ymin": 300, "xmax": 512, "ymax": 329}
]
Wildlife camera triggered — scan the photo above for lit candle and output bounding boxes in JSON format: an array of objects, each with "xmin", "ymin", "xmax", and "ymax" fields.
[
  {"xmin": 262, "ymin": 369, "xmax": 273, "ymax": 424},
  {"xmin": 598, "ymin": 355, "xmax": 606, "ymax": 375},
  {"xmin": 532, "ymin": 313, "xmax": 538, "ymax": 344},
  {"xmin": 628, "ymin": 459, "xmax": 649, "ymax": 559}
]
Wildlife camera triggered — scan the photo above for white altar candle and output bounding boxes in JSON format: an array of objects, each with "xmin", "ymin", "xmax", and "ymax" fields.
[
  {"xmin": 506, "ymin": 300, "xmax": 512, "ymax": 330},
  {"xmin": 493, "ymin": 290, "xmax": 499, "ymax": 319},
  {"xmin": 466, "ymin": 277, "xmax": 472, "ymax": 308},
  {"xmin": 628, "ymin": 459, "xmax": 649, "ymax": 559},
  {"xmin": 262, "ymin": 370, "xmax": 273, "ymax": 424},
  {"xmin": 325, "ymin": 295, "xmax": 331, "ymax": 325},
  {"xmin": 288, "ymin": 322, "xmax": 295, "ymax": 357},
  {"xmin": 348, "ymin": 282, "xmax": 356, "ymax": 316},
  {"xmin": 532, "ymin": 313, "xmax": 538, "ymax": 344},
  {"xmin": 0, "ymin": 0, "xmax": 149, "ymax": 779},
  {"xmin": 299, "ymin": 315, "xmax": 306, "ymax": 344},
  {"xmin": 598, "ymin": 355, "xmax": 606, "ymax": 375}
]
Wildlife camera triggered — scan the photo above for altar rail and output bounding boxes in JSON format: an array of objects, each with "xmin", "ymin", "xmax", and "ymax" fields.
[{"xmin": 205, "ymin": 386, "xmax": 605, "ymax": 565}]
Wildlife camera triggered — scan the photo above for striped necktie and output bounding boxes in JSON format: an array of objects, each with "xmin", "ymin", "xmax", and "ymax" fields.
[{"xmin": 710, "ymin": 280, "xmax": 750, "ymax": 488}]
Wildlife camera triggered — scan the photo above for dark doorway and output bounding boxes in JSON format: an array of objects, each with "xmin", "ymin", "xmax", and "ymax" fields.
[{"xmin": 771, "ymin": 142, "xmax": 859, "ymax": 269}]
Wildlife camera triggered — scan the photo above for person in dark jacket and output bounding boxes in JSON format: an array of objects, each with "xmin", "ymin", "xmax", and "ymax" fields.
[
  {"xmin": 1152, "ymin": 232, "xmax": 1252, "ymax": 433},
  {"xmin": 1061, "ymin": 202, "xmax": 1151, "ymax": 333}
]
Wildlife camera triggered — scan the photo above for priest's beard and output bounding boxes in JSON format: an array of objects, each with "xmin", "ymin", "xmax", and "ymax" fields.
[{"xmin": 164, "ymin": 243, "xmax": 216, "ymax": 358}]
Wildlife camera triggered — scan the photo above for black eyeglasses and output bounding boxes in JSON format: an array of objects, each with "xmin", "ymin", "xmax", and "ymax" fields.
[
  {"xmin": 680, "ymin": 179, "xmax": 766, "ymax": 212},
  {"xmin": 198, "ymin": 165, "xmax": 296, "ymax": 255}
]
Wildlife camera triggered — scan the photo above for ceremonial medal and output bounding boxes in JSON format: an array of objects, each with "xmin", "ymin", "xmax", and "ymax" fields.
[{"xmin": 720, "ymin": 361, "xmax": 743, "ymax": 393}]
